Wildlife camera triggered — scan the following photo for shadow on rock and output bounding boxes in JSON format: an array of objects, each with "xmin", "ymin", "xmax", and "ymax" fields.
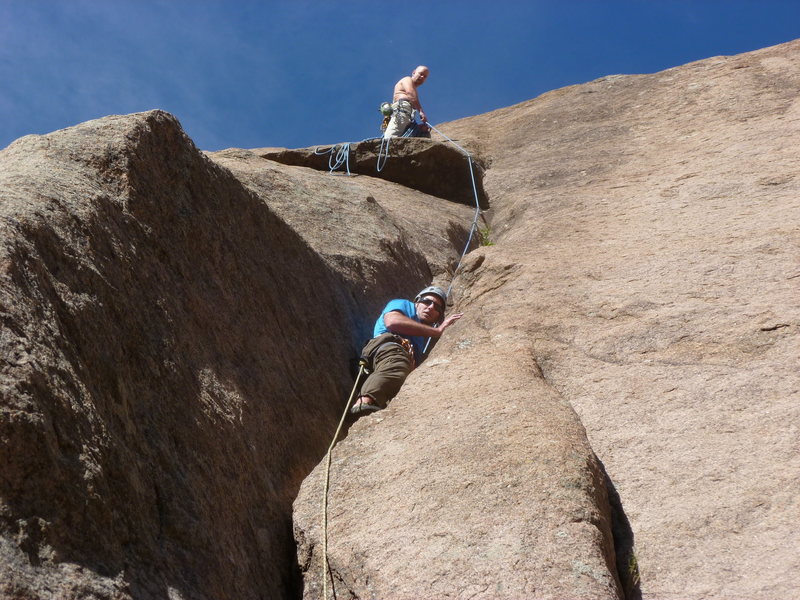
[{"xmin": 599, "ymin": 460, "xmax": 642, "ymax": 600}]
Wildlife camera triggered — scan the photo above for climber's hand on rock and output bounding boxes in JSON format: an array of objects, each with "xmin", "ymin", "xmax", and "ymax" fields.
[{"xmin": 436, "ymin": 312, "xmax": 464, "ymax": 336}]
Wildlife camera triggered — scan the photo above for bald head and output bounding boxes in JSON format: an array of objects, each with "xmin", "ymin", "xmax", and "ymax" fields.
[{"xmin": 411, "ymin": 65, "xmax": 429, "ymax": 85}]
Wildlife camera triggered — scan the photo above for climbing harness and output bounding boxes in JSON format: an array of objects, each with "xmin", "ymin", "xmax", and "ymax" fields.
[
  {"xmin": 321, "ymin": 361, "xmax": 368, "ymax": 600},
  {"xmin": 376, "ymin": 336, "xmax": 416, "ymax": 367}
]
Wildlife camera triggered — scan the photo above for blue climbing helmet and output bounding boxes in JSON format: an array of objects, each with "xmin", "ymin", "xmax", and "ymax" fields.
[{"xmin": 414, "ymin": 285, "xmax": 447, "ymax": 313}]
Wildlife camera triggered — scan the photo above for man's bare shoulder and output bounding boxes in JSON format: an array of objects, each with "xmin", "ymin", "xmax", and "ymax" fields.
[{"xmin": 394, "ymin": 75, "xmax": 413, "ymax": 90}]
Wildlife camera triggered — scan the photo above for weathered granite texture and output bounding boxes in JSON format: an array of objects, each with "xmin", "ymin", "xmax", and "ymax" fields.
[
  {"xmin": 428, "ymin": 39, "xmax": 800, "ymax": 598},
  {"xmin": 0, "ymin": 111, "xmax": 473, "ymax": 599}
]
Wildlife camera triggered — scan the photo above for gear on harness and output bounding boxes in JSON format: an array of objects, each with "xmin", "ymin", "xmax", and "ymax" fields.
[
  {"xmin": 379, "ymin": 101, "xmax": 393, "ymax": 131},
  {"xmin": 355, "ymin": 355, "xmax": 372, "ymax": 376},
  {"xmin": 358, "ymin": 334, "xmax": 416, "ymax": 372}
]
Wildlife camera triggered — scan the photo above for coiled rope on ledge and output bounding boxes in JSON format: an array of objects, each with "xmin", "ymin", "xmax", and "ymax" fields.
[
  {"xmin": 319, "ymin": 120, "xmax": 483, "ymax": 599},
  {"xmin": 315, "ymin": 115, "xmax": 418, "ymax": 176},
  {"xmin": 314, "ymin": 142, "xmax": 353, "ymax": 176}
]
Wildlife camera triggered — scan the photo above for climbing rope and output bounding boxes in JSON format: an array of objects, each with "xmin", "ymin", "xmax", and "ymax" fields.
[
  {"xmin": 376, "ymin": 135, "xmax": 391, "ymax": 172},
  {"xmin": 424, "ymin": 121, "xmax": 483, "ymax": 299},
  {"xmin": 315, "ymin": 142, "xmax": 353, "ymax": 175},
  {"xmin": 419, "ymin": 121, "xmax": 483, "ymax": 353},
  {"xmin": 321, "ymin": 362, "xmax": 367, "ymax": 600}
]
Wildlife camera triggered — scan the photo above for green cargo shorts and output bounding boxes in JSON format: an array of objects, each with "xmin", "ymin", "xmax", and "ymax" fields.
[{"xmin": 358, "ymin": 333, "xmax": 415, "ymax": 408}]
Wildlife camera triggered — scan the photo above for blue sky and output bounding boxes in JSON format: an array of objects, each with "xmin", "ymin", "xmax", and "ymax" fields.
[{"xmin": 2, "ymin": 1, "xmax": 799, "ymax": 151}]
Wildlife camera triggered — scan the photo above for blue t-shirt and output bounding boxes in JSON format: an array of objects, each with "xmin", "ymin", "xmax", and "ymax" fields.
[{"xmin": 373, "ymin": 299, "xmax": 427, "ymax": 363}]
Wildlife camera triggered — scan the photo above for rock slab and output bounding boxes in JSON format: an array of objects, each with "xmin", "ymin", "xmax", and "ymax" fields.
[
  {"xmin": 0, "ymin": 111, "xmax": 471, "ymax": 599},
  {"xmin": 438, "ymin": 39, "xmax": 800, "ymax": 599}
]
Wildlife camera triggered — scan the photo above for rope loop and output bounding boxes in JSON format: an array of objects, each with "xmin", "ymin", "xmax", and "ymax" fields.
[
  {"xmin": 376, "ymin": 136, "xmax": 391, "ymax": 172},
  {"xmin": 314, "ymin": 142, "xmax": 352, "ymax": 175}
]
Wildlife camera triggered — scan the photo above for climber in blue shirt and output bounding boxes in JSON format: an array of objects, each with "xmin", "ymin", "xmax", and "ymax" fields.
[{"xmin": 351, "ymin": 285, "xmax": 463, "ymax": 415}]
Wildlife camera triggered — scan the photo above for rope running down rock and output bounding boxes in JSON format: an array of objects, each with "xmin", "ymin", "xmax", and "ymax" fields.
[{"xmin": 321, "ymin": 363, "xmax": 367, "ymax": 600}]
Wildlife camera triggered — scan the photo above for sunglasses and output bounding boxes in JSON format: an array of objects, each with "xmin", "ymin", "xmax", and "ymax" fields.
[{"xmin": 418, "ymin": 298, "xmax": 444, "ymax": 312}]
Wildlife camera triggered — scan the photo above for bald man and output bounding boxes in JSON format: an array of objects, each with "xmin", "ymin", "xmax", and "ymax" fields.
[{"xmin": 383, "ymin": 65, "xmax": 431, "ymax": 138}]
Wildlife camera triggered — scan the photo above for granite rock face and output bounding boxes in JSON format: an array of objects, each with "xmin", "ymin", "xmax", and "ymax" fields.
[
  {"xmin": 295, "ymin": 338, "xmax": 623, "ymax": 600},
  {"xmin": 0, "ymin": 111, "xmax": 472, "ymax": 598},
  {"xmin": 429, "ymin": 39, "xmax": 800, "ymax": 598}
]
